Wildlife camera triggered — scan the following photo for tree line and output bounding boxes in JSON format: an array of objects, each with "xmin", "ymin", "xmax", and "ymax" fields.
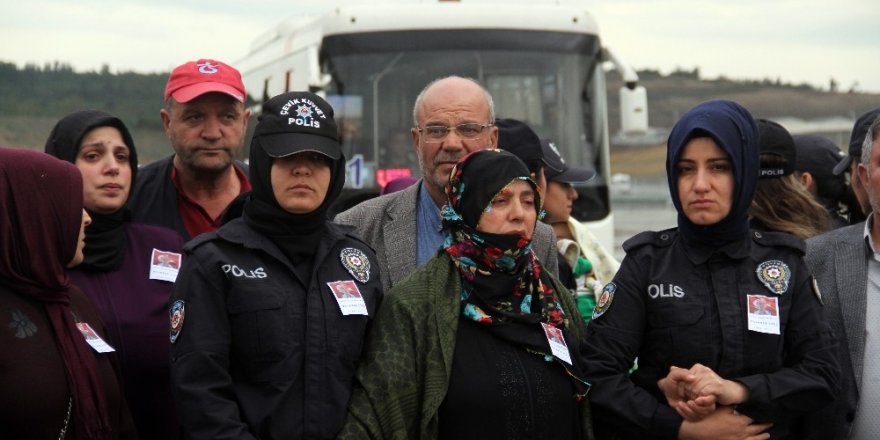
[{"xmin": 0, "ymin": 61, "xmax": 168, "ymax": 131}]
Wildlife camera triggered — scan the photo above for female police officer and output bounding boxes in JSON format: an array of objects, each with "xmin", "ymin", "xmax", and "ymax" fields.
[
  {"xmin": 169, "ymin": 91, "xmax": 383, "ymax": 439},
  {"xmin": 581, "ymin": 100, "xmax": 839, "ymax": 440}
]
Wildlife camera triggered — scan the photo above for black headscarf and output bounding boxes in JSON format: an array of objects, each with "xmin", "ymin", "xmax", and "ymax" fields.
[
  {"xmin": 442, "ymin": 149, "xmax": 588, "ymax": 398},
  {"xmin": 45, "ymin": 110, "xmax": 138, "ymax": 271},
  {"xmin": 242, "ymin": 136, "xmax": 346, "ymax": 279},
  {"xmin": 666, "ymin": 100, "xmax": 759, "ymax": 245}
]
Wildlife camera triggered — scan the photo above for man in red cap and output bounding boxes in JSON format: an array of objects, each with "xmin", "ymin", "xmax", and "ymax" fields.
[{"xmin": 129, "ymin": 59, "xmax": 252, "ymax": 239}]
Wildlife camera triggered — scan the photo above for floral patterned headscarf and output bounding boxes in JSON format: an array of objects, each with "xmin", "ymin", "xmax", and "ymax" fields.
[
  {"xmin": 441, "ymin": 149, "xmax": 588, "ymax": 397},
  {"xmin": 442, "ymin": 149, "xmax": 571, "ymax": 345}
]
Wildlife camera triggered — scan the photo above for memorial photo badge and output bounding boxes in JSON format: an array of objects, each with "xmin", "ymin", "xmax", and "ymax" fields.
[
  {"xmin": 149, "ymin": 248, "xmax": 182, "ymax": 283},
  {"xmin": 541, "ymin": 323, "xmax": 572, "ymax": 365},
  {"xmin": 327, "ymin": 280, "xmax": 369, "ymax": 316},
  {"xmin": 340, "ymin": 247, "xmax": 370, "ymax": 283},
  {"xmin": 746, "ymin": 295, "xmax": 781, "ymax": 335},
  {"xmin": 756, "ymin": 260, "xmax": 791, "ymax": 295},
  {"xmin": 76, "ymin": 322, "xmax": 116, "ymax": 353}
]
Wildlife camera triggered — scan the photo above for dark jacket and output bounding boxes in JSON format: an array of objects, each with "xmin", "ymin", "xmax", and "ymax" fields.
[
  {"xmin": 338, "ymin": 252, "xmax": 594, "ymax": 440},
  {"xmin": 0, "ymin": 284, "xmax": 138, "ymax": 439},
  {"xmin": 170, "ymin": 218, "xmax": 383, "ymax": 440},
  {"xmin": 69, "ymin": 222, "xmax": 184, "ymax": 440},
  {"xmin": 128, "ymin": 155, "xmax": 249, "ymax": 240},
  {"xmin": 582, "ymin": 228, "xmax": 840, "ymax": 440}
]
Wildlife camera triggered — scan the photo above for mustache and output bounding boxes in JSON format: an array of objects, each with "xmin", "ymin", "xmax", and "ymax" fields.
[{"xmin": 433, "ymin": 150, "xmax": 467, "ymax": 166}]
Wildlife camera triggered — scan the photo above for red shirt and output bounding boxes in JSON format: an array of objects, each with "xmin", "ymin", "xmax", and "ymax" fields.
[{"xmin": 171, "ymin": 165, "xmax": 251, "ymax": 239}]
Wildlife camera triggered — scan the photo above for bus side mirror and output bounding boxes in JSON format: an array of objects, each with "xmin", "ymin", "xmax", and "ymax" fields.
[
  {"xmin": 620, "ymin": 85, "xmax": 648, "ymax": 135},
  {"xmin": 602, "ymin": 46, "xmax": 649, "ymax": 136}
]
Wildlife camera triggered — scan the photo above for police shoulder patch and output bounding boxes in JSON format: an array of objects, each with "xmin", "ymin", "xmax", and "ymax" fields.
[
  {"xmin": 340, "ymin": 247, "xmax": 371, "ymax": 283},
  {"xmin": 592, "ymin": 282, "xmax": 617, "ymax": 320},
  {"xmin": 169, "ymin": 300, "xmax": 185, "ymax": 344},
  {"xmin": 756, "ymin": 260, "xmax": 791, "ymax": 295}
]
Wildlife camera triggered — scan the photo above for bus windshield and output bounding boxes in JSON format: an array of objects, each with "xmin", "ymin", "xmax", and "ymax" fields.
[{"xmin": 322, "ymin": 29, "xmax": 608, "ymax": 221}]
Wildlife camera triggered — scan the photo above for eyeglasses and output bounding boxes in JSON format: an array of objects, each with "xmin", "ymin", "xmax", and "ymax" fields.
[{"xmin": 416, "ymin": 123, "xmax": 493, "ymax": 143}]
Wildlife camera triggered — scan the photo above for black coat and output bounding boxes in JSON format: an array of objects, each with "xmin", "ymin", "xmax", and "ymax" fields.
[
  {"xmin": 128, "ymin": 155, "xmax": 249, "ymax": 240},
  {"xmin": 170, "ymin": 218, "xmax": 383, "ymax": 439},
  {"xmin": 582, "ymin": 228, "xmax": 840, "ymax": 440}
]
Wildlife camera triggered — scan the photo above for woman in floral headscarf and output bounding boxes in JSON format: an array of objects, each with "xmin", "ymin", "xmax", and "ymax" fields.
[{"xmin": 338, "ymin": 149, "xmax": 593, "ymax": 440}]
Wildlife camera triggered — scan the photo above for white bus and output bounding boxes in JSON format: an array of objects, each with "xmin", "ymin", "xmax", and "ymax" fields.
[{"xmin": 236, "ymin": 0, "xmax": 647, "ymax": 251}]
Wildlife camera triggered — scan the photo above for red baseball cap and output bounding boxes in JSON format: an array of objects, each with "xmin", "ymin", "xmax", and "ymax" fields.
[{"xmin": 164, "ymin": 59, "xmax": 245, "ymax": 103}]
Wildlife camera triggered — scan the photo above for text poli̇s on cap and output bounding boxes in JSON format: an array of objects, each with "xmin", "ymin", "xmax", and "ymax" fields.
[
  {"xmin": 164, "ymin": 59, "xmax": 245, "ymax": 103},
  {"xmin": 756, "ymin": 118, "xmax": 796, "ymax": 178},
  {"xmin": 253, "ymin": 91, "xmax": 340, "ymax": 160}
]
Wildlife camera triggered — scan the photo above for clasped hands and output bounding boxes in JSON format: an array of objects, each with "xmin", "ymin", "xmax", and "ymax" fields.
[{"xmin": 657, "ymin": 364, "xmax": 772, "ymax": 440}]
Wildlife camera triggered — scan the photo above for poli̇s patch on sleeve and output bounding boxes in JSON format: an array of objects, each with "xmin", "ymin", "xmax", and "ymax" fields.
[
  {"xmin": 592, "ymin": 282, "xmax": 616, "ymax": 320},
  {"xmin": 169, "ymin": 300, "xmax": 186, "ymax": 343}
]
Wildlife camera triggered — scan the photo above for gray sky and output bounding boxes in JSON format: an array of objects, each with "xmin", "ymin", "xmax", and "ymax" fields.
[{"xmin": 2, "ymin": 0, "xmax": 878, "ymax": 92}]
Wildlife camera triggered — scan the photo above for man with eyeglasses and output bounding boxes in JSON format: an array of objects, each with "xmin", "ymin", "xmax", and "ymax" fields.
[{"xmin": 336, "ymin": 75, "xmax": 559, "ymax": 292}]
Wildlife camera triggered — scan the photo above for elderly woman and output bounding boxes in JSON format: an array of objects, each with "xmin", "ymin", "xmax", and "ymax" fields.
[
  {"xmin": 45, "ymin": 110, "xmax": 185, "ymax": 439},
  {"xmin": 0, "ymin": 148, "xmax": 136, "ymax": 439},
  {"xmin": 339, "ymin": 149, "xmax": 593, "ymax": 440},
  {"xmin": 581, "ymin": 100, "xmax": 839, "ymax": 440}
]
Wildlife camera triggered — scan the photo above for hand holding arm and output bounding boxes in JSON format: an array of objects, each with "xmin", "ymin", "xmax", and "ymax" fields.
[
  {"xmin": 685, "ymin": 363, "xmax": 749, "ymax": 406},
  {"xmin": 678, "ymin": 406, "xmax": 771, "ymax": 440},
  {"xmin": 658, "ymin": 366, "xmax": 715, "ymax": 421}
]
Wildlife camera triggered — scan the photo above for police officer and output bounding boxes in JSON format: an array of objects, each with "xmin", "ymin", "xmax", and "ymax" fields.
[
  {"xmin": 169, "ymin": 91, "xmax": 383, "ymax": 439},
  {"xmin": 582, "ymin": 100, "xmax": 839, "ymax": 440}
]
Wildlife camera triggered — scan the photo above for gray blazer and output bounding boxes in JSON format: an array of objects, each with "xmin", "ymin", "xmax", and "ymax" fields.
[
  {"xmin": 802, "ymin": 222, "xmax": 868, "ymax": 440},
  {"xmin": 335, "ymin": 181, "xmax": 559, "ymax": 293}
]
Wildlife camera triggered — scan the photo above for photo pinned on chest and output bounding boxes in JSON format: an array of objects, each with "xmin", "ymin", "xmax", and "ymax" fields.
[
  {"xmin": 150, "ymin": 248, "xmax": 182, "ymax": 282},
  {"xmin": 541, "ymin": 323, "xmax": 572, "ymax": 365},
  {"xmin": 327, "ymin": 280, "xmax": 368, "ymax": 316},
  {"xmin": 746, "ymin": 294, "xmax": 780, "ymax": 335},
  {"xmin": 76, "ymin": 322, "xmax": 116, "ymax": 353}
]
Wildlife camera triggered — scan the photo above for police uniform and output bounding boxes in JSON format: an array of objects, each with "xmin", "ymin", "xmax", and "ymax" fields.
[
  {"xmin": 169, "ymin": 218, "xmax": 381, "ymax": 439},
  {"xmin": 582, "ymin": 228, "xmax": 839, "ymax": 439}
]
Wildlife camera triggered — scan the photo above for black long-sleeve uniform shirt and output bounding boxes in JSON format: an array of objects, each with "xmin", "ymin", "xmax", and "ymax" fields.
[
  {"xmin": 582, "ymin": 228, "xmax": 839, "ymax": 440},
  {"xmin": 170, "ymin": 219, "xmax": 383, "ymax": 439}
]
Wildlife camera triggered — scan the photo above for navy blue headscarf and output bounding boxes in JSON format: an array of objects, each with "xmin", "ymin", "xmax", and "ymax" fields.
[{"xmin": 666, "ymin": 100, "xmax": 759, "ymax": 244}]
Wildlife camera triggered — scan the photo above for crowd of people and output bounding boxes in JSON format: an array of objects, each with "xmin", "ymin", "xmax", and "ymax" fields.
[{"xmin": 1, "ymin": 57, "xmax": 877, "ymax": 440}]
